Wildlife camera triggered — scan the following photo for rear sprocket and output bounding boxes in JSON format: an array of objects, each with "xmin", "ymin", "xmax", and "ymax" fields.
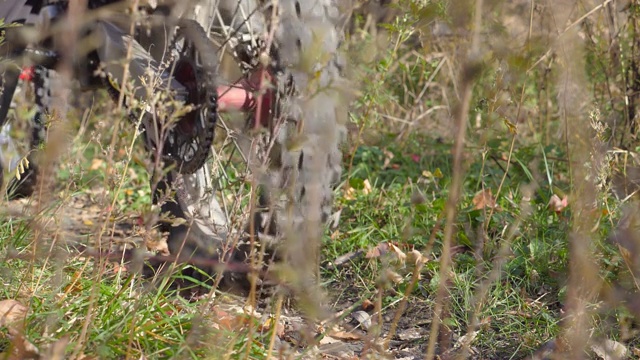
[{"xmin": 162, "ymin": 19, "xmax": 218, "ymax": 175}]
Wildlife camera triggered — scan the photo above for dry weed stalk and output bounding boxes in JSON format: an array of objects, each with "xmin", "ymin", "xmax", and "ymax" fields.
[
  {"xmin": 424, "ymin": 0, "xmax": 484, "ymax": 358},
  {"xmin": 553, "ymin": 0, "xmax": 602, "ymax": 357}
]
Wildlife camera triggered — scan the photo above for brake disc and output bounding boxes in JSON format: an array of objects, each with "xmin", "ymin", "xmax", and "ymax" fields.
[{"xmin": 159, "ymin": 19, "xmax": 218, "ymax": 175}]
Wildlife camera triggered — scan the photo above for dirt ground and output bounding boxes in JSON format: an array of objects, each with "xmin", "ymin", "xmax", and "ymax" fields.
[{"xmin": 4, "ymin": 187, "xmax": 436, "ymax": 359}]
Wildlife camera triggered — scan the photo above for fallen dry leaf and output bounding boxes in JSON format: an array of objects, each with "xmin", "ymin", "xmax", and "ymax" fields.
[
  {"xmin": 409, "ymin": 250, "xmax": 428, "ymax": 266},
  {"xmin": 361, "ymin": 299, "xmax": 374, "ymax": 312},
  {"xmin": 110, "ymin": 262, "xmax": 128, "ymax": 274},
  {"xmin": 328, "ymin": 328, "xmax": 363, "ymax": 341},
  {"xmin": 0, "ymin": 299, "xmax": 27, "ymax": 330},
  {"xmin": 0, "ymin": 299, "xmax": 39, "ymax": 359},
  {"xmin": 503, "ymin": 118, "xmax": 518, "ymax": 134},
  {"xmin": 89, "ymin": 158, "xmax": 104, "ymax": 170},
  {"xmin": 366, "ymin": 242, "xmax": 407, "ymax": 264},
  {"xmin": 344, "ymin": 187, "xmax": 356, "ymax": 201},
  {"xmin": 382, "ymin": 149, "xmax": 394, "ymax": 169},
  {"xmin": 46, "ymin": 336, "xmax": 69, "ymax": 360},
  {"xmin": 591, "ymin": 338, "xmax": 628, "ymax": 359},
  {"xmin": 211, "ymin": 307, "xmax": 243, "ymax": 331},
  {"xmin": 362, "ymin": 179, "xmax": 373, "ymax": 195},
  {"xmin": 385, "ymin": 269, "xmax": 404, "ymax": 284},
  {"xmin": 388, "ymin": 243, "xmax": 407, "ymax": 264},
  {"xmin": 366, "ymin": 242, "xmax": 390, "ymax": 259},
  {"xmin": 548, "ymin": 194, "xmax": 569, "ymax": 212},
  {"xmin": 472, "ymin": 189, "xmax": 498, "ymax": 210},
  {"xmin": 351, "ymin": 311, "xmax": 372, "ymax": 331},
  {"xmin": 258, "ymin": 316, "xmax": 285, "ymax": 337},
  {"xmin": 63, "ymin": 271, "xmax": 85, "ymax": 294},
  {"xmin": 210, "ymin": 304, "xmax": 264, "ymax": 333},
  {"xmin": 319, "ymin": 335, "xmax": 342, "ymax": 345},
  {"xmin": 142, "ymin": 227, "xmax": 169, "ymax": 256},
  {"xmin": 343, "ymin": 179, "xmax": 374, "ymax": 200}
]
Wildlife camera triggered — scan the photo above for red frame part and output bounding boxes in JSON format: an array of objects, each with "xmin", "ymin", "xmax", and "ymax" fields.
[
  {"xmin": 19, "ymin": 65, "xmax": 275, "ymax": 128},
  {"xmin": 216, "ymin": 67, "xmax": 274, "ymax": 128}
]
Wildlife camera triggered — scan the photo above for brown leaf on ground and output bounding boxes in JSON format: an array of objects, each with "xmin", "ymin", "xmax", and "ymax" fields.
[
  {"xmin": 388, "ymin": 243, "xmax": 407, "ymax": 264},
  {"xmin": 548, "ymin": 194, "xmax": 568, "ymax": 212},
  {"xmin": 366, "ymin": 242, "xmax": 407, "ymax": 264},
  {"xmin": 89, "ymin": 158, "xmax": 104, "ymax": 170},
  {"xmin": 361, "ymin": 299, "xmax": 375, "ymax": 312},
  {"xmin": 344, "ymin": 179, "xmax": 373, "ymax": 200},
  {"xmin": 0, "ymin": 299, "xmax": 39, "ymax": 359},
  {"xmin": 210, "ymin": 306, "xmax": 249, "ymax": 332},
  {"xmin": 351, "ymin": 311, "xmax": 372, "ymax": 330},
  {"xmin": 142, "ymin": 228, "xmax": 169, "ymax": 256},
  {"xmin": 409, "ymin": 249, "xmax": 428, "ymax": 266},
  {"xmin": 0, "ymin": 300, "xmax": 27, "ymax": 331},
  {"xmin": 258, "ymin": 316, "xmax": 285, "ymax": 337},
  {"xmin": 382, "ymin": 149, "xmax": 394, "ymax": 169},
  {"xmin": 63, "ymin": 271, "xmax": 85, "ymax": 294},
  {"xmin": 385, "ymin": 269, "xmax": 404, "ymax": 284},
  {"xmin": 44, "ymin": 336, "xmax": 69, "ymax": 360},
  {"xmin": 362, "ymin": 179, "xmax": 373, "ymax": 195},
  {"xmin": 472, "ymin": 189, "xmax": 498, "ymax": 210},
  {"xmin": 344, "ymin": 187, "xmax": 357, "ymax": 200},
  {"xmin": 328, "ymin": 328, "xmax": 364, "ymax": 341},
  {"xmin": 591, "ymin": 338, "xmax": 628, "ymax": 359},
  {"xmin": 366, "ymin": 242, "xmax": 390, "ymax": 259}
]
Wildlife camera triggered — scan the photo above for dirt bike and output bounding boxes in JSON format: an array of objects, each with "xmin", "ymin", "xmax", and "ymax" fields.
[{"xmin": 0, "ymin": 0, "xmax": 348, "ymax": 287}]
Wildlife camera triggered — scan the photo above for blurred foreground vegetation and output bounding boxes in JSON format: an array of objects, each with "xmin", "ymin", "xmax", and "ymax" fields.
[{"xmin": 4, "ymin": 0, "xmax": 640, "ymax": 359}]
